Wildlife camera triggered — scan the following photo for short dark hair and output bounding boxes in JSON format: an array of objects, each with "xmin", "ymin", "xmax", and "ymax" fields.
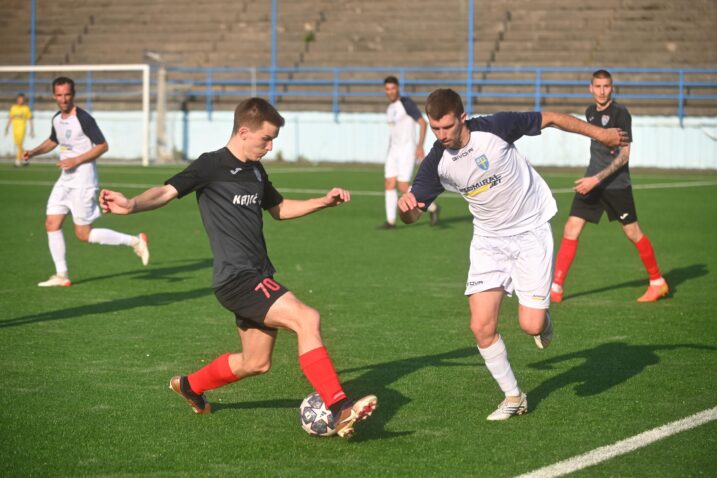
[
  {"xmin": 383, "ymin": 76, "xmax": 399, "ymax": 86},
  {"xmin": 592, "ymin": 69, "xmax": 612, "ymax": 82},
  {"xmin": 232, "ymin": 97, "xmax": 285, "ymax": 135},
  {"xmin": 52, "ymin": 77, "xmax": 75, "ymax": 95},
  {"xmin": 16, "ymin": 93, "xmax": 26, "ymax": 98},
  {"xmin": 425, "ymin": 88, "xmax": 464, "ymax": 120}
]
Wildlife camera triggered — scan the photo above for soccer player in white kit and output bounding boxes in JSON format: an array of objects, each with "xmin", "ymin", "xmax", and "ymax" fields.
[
  {"xmin": 379, "ymin": 76, "xmax": 439, "ymax": 229},
  {"xmin": 24, "ymin": 77, "xmax": 149, "ymax": 287},
  {"xmin": 398, "ymin": 89, "xmax": 628, "ymax": 420}
]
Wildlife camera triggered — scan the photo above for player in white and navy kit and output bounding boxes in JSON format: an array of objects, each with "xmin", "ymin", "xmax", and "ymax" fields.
[
  {"xmin": 100, "ymin": 98, "xmax": 377, "ymax": 438},
  {"xmin": 24, "ymin": 77, "xmax": 149, "ymax": 287},
  {"xmin": 398, "ymin": 89, "xmax": 627, "ymax": 420},
  {"xmin": 378, "ymin": 76, "xmax": 439, "ymax": 228}
]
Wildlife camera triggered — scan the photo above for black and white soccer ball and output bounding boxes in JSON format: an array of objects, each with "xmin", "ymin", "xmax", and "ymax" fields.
[{"xmin": 299, "ymin": 392, "xmax": 337, "ymax": 437}]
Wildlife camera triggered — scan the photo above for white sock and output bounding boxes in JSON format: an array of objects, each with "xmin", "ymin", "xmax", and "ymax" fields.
[
  {"xmin": 650, "ymin": 277, "xmax": 666, "ymax": 286},
  {"xmin": 427, "ymin": 202, "xmax": 437, "ymax": 213},
  {"xmin": 89, "ymin": 228, "xmax": 136, "ymax": 247},
  {"xmin": 47, "ymin": 230, "xmax": 68, "ymax": 275},
  {"xmin": 385, "ymin": 189, "xmax": 398, "ymax": 225},
  {"xmin": 478, "ymin": 336, "xmax": 520, "ymax": 397}
]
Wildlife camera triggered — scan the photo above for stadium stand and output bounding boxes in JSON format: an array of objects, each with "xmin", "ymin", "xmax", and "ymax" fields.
[{"xmin": 1, "ymin": 0, "xmax": 716, "ymax": 114}]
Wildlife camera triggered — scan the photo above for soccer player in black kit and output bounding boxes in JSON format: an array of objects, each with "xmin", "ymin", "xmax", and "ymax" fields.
[
  {"xmin": 100, "ymin": 98, "xmax": 377, "ymax": 438},
  {"xmin": 551, "ymin": 70, "xmax": 668, "ymax": 303}
]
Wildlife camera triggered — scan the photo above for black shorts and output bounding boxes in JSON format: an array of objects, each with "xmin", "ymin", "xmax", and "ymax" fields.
[
  {"xmin": 214, "ymin": 271, "xmax": 289, "ymax": 331},
  {"xmin": 569, "ymin": 186, "xmax": 638, "ymax": 225}
]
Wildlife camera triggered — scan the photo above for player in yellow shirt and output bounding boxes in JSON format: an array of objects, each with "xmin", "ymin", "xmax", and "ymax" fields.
[{"xmin": 5, "ymin": 93, "xmax": 34, "ymax": 167}]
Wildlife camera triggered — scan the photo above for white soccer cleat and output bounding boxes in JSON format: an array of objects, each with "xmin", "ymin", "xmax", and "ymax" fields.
[
  {"xmin": 533, "ymin": 310, "xmax": 553, "ymax": 350},
  {"xmin": 334, "ymin": 394, "xmax": 378, "ymax": 438},
  {"xmin": 38, "ymin": 274, "xmax": 71, "ymax": 287},
  {"xmin": 133, "ymin": 232, "xmax": 150, "ymax": 266},
  {"xmin": 486, "ymin": 392, "xmax": 528, "ymax": 421}
]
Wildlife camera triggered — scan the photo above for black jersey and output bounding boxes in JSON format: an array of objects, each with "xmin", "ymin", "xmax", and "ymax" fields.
[
  {"xmin": 585, "ymin": 101, "xmax": 632, "ymax": 189},
  {"xmin": 165, "ymin": 147, "xmax": 284, "ymax": 289}
]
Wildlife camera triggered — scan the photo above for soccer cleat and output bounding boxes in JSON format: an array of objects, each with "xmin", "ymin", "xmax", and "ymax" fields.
[
  {"xmin": 550, "ymin": 283, "xmax": 563, "ymax": 303},
  {"xmin": 38, "ymin": 274, "xmax": 71, "ymax": 287},
  {"xmin": 486, "ymin": 392, "xmax": 528, "ymax": 421},
  {"xmin": 169, "ymin": 375, "xmax": 212, "ymax": 415},
  {"xmin": 375, "ymin": 222, "xmax": 396, "ymax": 230},
  {"xmin": 533, "ymin": 311, "xmax": 553, "ymax": 350},
  {"xmin": 429, "ymin": 203, "xmax": 441, "ymax": 226},
  {"xmin": 133, "ymin": 232, "xmax": 150, "ymax": 266},
  {"xmin": 637, "ymin": 282, "xmax": 669, "ymax": 302},
  {"xmin": 334, "ymin": 394, "xmax": 378, "ymax": 438}
]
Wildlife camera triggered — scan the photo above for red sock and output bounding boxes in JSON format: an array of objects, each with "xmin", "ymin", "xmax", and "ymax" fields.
[
  {"xmin": 634, "ymin": 235, "xmax": 662, "ymax": 280},
  {"xmin": 299, "ymin": 346, "xmax": 347, "ymax": 408},
  {"xmin": 187, "ymin": 353, "xmax": 240, "ymax": 395},
  {"xmin": 553, "ymin": 237, "xmax": 579, "ymax": 286}
]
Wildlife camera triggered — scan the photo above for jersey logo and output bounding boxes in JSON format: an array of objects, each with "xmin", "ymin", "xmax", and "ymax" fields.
[
  {"xmin": 65, "ymin": 129, "xmax": 72, "ymax": 139},
  {"xmin": 459, "ymin": 174, "xmax": 502, "ymax": 197},
  {"xmin": 601, "ymin": 115, "xmax": 610, "ymax": 126},
  {"xmin": 475, "ymin": 154, "xmax": 490, "ymax": 171},
  {"xmin": 451, "ymin": 147, "xmax": 474, "ymax": 161},
  {"xmin": 233, "ymin": 193, "xmax": 258, "ymax": 206},
  {"xmin": 230, "ymin": 167, "xmax": 242, "ymax": 175}
]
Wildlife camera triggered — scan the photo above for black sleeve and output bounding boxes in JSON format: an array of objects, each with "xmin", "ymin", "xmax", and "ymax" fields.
[
  {"xmin": 76, "ymin": 108, "xmax": 106, "ymax": 145},
  {"xmin": 258, "ymin": 163, "xmax": 284, "ymax": 210},
  {"xmin": 615, "ymin": 106, "xmax": 633, "ymax": 143},
  {"xmin": 469, "ymin": 112, "xmax": 542, "ymax": 144},
  {"xmin": 164, "ymin": 154, "xmax": 212, "ymax": 199},
  {"xmin": 49, "ymin": 112, "xmax": 60, "ymax": 143},
  {"xmin": 401, "ymin": 97, "xmax": 423, "ymax": 122},
  {"xmin": 411, "ymin": 142, "xmax": 445, "ymax": 210}
]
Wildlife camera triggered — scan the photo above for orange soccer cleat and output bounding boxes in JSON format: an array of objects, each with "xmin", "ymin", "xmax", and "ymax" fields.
[{"xmin": 637, "ymin": 282, "xmax": 669, "ymax": 302}]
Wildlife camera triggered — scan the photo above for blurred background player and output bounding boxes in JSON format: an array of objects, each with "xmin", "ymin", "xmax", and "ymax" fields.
[
  {"xmin": 550, "ymin": 70, "xmax": 668, "ymax": 303},
  {"xmin": 100, "ymin": 97, "xmax": 377, "ymax": 438},
  {"xmin": 378, "ymin": 76, "xmax": 439, "ymax": 229},
  {"xmin": 5, "ymin": 93, "xmax": 34, "ymax": 167},
  {"xmin": 24, "ymin": 77, "xmax": 149, "ymax": 287},
  {"xmin": 398, "ymin": 88, "xmax": 627, "ymax": 420}
]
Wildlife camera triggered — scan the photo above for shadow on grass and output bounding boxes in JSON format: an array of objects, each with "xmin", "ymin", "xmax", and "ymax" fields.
[
  {"xmin": 1, "ymin": 286, "xmax": 213, "ymax": 328},
  {"xmin": 73, "ymin": 258, "xmax": 213, "ymax": 285},
  {"xmin": 527, "ymin": 341, "xmax": 717, "ymax": 412},
  {"xmin": 212, "ymin": 347, "xmax": 478, "ymax": 441},
  {"xmin": 562, "ymin": 264, "xmax": 708, "ymax": 301}
]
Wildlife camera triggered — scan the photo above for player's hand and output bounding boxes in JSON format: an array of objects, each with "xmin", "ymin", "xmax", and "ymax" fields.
[
  {"xmin": 323, "ymin": 187, "xmax": 351, "ymax": 207},
  {"xmin": 100, "ymin": 189, "xmax": 132, "ymax": 215},
  {"xmin": 415, "ymin": 146, "xmax": 425, "ymax": 162},
  {"xmin": 58, "ymin": 157, "xmax": 79, "ymax": 170},
  {"xmin": 23, "ymin": 151, "xmax": 31, "ymax": 161},
  {"xmin": 602, "ymin": 128, "xmax": 630, "ymax": 148},
  {"xmin": 574, "ymin": 176, "xmax": 600, "ymax": 195},
  {"xmin": 397, "ymin": 192, "xmax": 425, "ymax": 212}
]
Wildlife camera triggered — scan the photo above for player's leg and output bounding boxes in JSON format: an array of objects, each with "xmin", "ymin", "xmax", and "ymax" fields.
[
  {"xmin": 605, "ymin": 187, "xmax": 668, "ymax": 302},
  {"xmin": 13, "ymin": 126, "xmax": 25, "ymax": 167},
  {"xmin": 265, "ymin": 292, "xmax": 377, "ymax": 437},
  {"xmin": 170, "ymin": 327, "xmax": 278, "ymax": 415},
  {"xmin": 380, "ymin": 175, "xmax": 398, "ymax": 229},
  {"xmin": 73, "ymin": 188, "xmax": 150, "ymax": 265},
  {"xmin": 552, "ymin": 193, "xmax": 602, "ymax": 302},
  {"xmin": 38, "ymin": 213, "xmax": 72, "ymax": 287}
]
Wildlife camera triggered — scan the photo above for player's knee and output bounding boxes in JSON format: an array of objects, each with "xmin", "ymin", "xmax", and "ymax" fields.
[
  {"xmin": 243, "ymin": 358, "xmax": 272, "ymax": 376},
  {"xmin": 75, "ymin": 230, "xmax": 91, "ymax": 242}
]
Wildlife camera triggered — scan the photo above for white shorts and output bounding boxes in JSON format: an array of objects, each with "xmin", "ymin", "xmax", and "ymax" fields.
[
  {"xmin": 465, "ymin": 222, "xmax": 554, "ymax": 309},
  {"xmin": 385, "ymin": 144, "xmax": 416, "ymax": 182},
  {"xmin": 46, "ymin": 183, "xmax": 101, "ymax": 225}
]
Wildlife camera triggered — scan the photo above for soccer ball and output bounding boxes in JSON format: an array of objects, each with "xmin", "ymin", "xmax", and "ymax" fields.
[{"xmin": 299, "ymin": 392, "xmax": 337, "ymax": 437}]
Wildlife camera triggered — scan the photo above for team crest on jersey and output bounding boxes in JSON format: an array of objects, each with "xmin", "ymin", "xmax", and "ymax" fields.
[
  {"xmin": 475, "ymin": 154, "xmax": 490, "ymax": 171},
  {"xmin": 601, "ymin": 115, "xmax": 610, "ymax": 126},
  {"xmin": 65, "ymin": 129, "xmax": 72, "ymax": 139},
  {"xmin": 253, "ymin": 168, "xmax": 262, "ymax": 182}
]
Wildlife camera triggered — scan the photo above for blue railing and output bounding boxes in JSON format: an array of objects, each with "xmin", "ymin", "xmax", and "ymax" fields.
[{"xmin": 2, "ymin": 66, "xmax": 716, "ymax": 126}]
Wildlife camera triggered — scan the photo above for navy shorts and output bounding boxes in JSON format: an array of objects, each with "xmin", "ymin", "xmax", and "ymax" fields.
[
  {"xmin": 214, "ymin": 271, "xmax": 289, "ymax": 331},
  {"xmin": 569, "ymin": 186, "xmax": 638, "ymax": 225}
]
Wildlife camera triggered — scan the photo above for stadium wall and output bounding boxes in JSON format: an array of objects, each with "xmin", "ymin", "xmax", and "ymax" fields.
[{"xmin": 2, "ymin": 111, "xmax": 716, "ymax": 169}]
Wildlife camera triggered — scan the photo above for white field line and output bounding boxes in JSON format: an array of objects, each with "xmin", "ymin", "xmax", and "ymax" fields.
[
  {"xmin": 514, "ymin": 405, "xmax": 717, "ymax": 478},
  {"xmin": 0, "ymin": 179, "xmax": 716, "ymax": 197}
]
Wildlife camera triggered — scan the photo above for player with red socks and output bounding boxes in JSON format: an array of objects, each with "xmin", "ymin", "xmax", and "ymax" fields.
[
  {"xmin": 101, "ymin": 98, "xmax": 376, "ymax": 438},
  {"xmin": 551, "ymin": 70, "xmax": 668, "ymax": 303}
]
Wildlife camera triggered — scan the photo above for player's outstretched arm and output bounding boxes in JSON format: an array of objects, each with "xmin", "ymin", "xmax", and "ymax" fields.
[
  {"xmin": 541, "ymin": 111, "xmax": 629, "ymax": 149},
  {"xmin": 398, "ymin": 192, "xmax": 424, "ymax": 224},
  {"xmin": 24, "ymin": 138, "xmax": 58, "ymax": 161},
  {"xmin": 268, "ymin": 187, "xmax": 350, "ymax": 220},
  {"xmin": 101, "ymin": 184, "xmax": 179, "ymax": 215}
]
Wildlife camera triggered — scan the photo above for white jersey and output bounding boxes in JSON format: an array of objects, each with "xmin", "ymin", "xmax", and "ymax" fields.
[
  {"xmin": 49, "ymin": 107, "xmax": 106, "ymax": 188},
  {"xmin": 387, "ymin": 96, "xmax": 422, "ymax": 150},
  {"xmin": 411, "ymin": 112, "xmax": 557, "ymax": 237}
]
